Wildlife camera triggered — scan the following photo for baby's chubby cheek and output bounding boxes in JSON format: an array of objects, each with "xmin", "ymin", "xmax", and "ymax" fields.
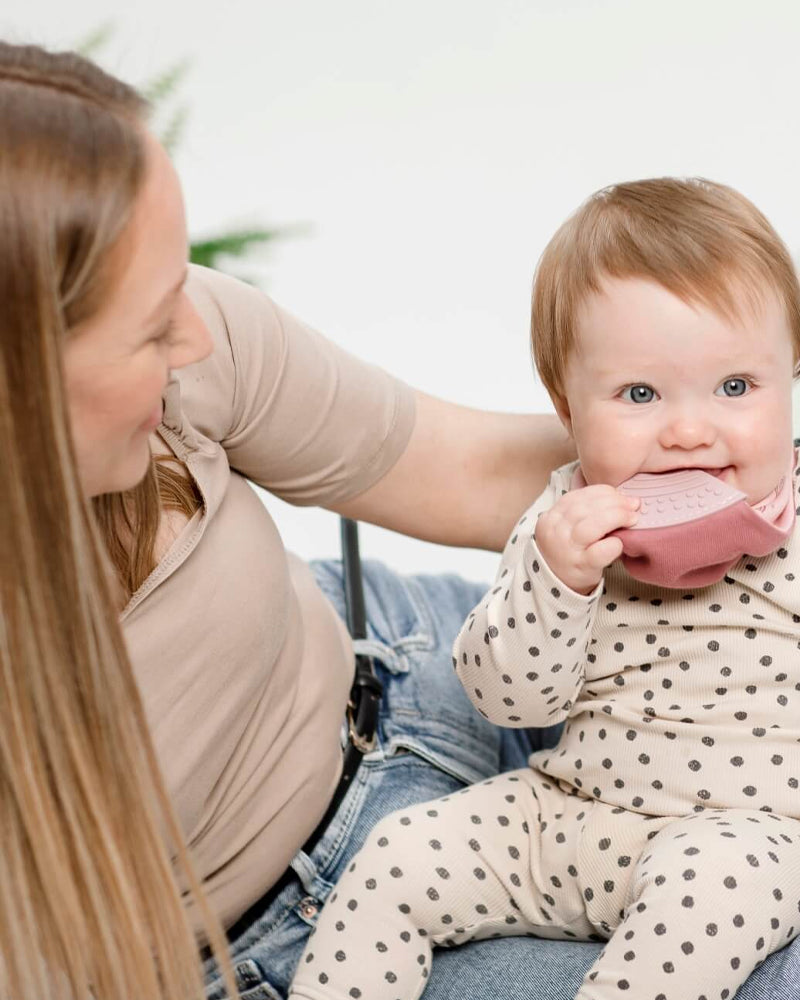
[
  {"xmin": 572, "ymin": 426, "xmax": 642, "ymax": 488},
  {"xmin": 728, "ymin": 416, "xmax": 794, "ymax": 503}
]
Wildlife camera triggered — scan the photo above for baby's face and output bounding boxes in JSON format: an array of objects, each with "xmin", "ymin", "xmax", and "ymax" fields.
[{"xmin": 557, "ymin": 277, "xmax": 795, "ymax": 503}]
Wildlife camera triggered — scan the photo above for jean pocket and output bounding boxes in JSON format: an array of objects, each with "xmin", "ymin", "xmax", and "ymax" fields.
[
  {"xmin": 361, "ymin": 562, "xmax": 436, "ymax": 665},
  {"xmin": 384, "ymin": 730, "xmax": 499, "ymax": 787}
]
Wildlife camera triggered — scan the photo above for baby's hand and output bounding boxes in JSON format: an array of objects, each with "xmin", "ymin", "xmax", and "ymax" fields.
[{"xmin": 534, "ymin": 485, "xmax": 639, "ymax": 595}]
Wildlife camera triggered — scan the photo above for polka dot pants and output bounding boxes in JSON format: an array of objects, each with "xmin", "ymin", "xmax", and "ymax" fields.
[{"xmin": 288, "ymin": 768, "xmax": 800, "ymax": 1000}]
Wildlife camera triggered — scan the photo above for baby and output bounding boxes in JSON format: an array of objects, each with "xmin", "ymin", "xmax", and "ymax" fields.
[{"xmin": 289, "ymin": 178, "xmax": 800, "ymax": 1000}]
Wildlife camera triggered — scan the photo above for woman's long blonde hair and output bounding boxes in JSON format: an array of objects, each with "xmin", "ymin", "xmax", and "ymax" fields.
[{"xmin": 0, "ymin": 42, "xmax": 238, "ymax": 1000}]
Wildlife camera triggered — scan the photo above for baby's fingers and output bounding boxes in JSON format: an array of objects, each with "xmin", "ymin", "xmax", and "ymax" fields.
[
  {"xmin": 570, "ymin": 501, "xmax": 638, "ymax": 548},
  {"xmin": 583, "ymin": 535, "xmax": 625, "ymax": 573}
]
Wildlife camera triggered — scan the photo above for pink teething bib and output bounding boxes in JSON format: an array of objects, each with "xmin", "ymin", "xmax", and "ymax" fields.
[{"xmin": 570, "ymin": 457, "xmax": 796, "ymax": 588}]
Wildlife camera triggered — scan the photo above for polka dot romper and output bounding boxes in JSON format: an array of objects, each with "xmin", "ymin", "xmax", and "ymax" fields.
[{"xmin": 288, "ymin": 455, "xmax": 800, "ymax": 1000}]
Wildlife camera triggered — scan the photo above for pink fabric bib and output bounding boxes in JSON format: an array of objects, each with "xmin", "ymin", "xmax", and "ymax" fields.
[{"xmin": 570, "ymin": 457, "xmax": 796, "ymax": 588}]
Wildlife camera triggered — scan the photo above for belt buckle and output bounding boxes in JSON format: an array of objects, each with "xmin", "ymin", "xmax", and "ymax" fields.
[{"xmin": 346, "ymin": 699, "xmax": 377, "ymax": 754}]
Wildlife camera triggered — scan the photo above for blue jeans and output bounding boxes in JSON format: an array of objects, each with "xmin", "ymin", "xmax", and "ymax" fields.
[{"xmin": 203, "ymin": 559, "xmax": 799, "ymax": 1000}]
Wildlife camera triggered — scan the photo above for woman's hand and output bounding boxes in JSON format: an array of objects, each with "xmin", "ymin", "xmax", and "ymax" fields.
[{"xmin": 534, "ymin": 485, "xmax": 639, "ymax": 594}]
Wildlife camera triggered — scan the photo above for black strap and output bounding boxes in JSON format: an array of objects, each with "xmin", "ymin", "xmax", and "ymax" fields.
[
  {"xmin": 341, "ymin": 518, "xmax": 383, "ymax": 746},
  {"xmin": 300, "ymin": 519, "xmax": 383, "ymax": 855},
  {"xmin": 341, "ymin": 517, "xmax": 368, "ymax": 640}
]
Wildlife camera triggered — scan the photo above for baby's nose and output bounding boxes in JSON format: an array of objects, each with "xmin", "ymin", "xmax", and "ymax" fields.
[{"xmin": 658, "ymin": 414, "xmax": 717, "ymax": 450}]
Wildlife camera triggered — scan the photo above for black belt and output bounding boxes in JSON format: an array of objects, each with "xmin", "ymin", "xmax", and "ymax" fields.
[{"xmin": 221, "ymin": 518, "xmax": 382, "ymax": 945}]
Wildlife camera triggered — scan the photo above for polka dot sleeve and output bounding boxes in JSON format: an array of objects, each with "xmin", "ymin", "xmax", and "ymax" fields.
[{"xmin": 453, "ymin": 464, "xmax": 602, "ymax": 728}]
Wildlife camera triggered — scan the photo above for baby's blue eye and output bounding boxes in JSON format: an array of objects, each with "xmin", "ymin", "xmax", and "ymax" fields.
[
  {"xmin": 621, "ymin": 384, "xmax": 656, "ymax": 404},
  {"xmin": 716, "ymin": 378, "xmax": 749, "ymax": 397}
]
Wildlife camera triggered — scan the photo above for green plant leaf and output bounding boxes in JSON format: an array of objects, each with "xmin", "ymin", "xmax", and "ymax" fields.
[
  {"xmin": 73, "ymin": 21, "xmax": 116, "ymax": 58},
  {"xmin": 189, "ymin": 229, "xmax": 283, "ymax": 268},
  {"xmin": 140, "ymin": 59, "xmax": 191, "ymax": 105},
  {"xmin": 160, "ymin": 104, "xmax": 190, "ymax": 154}
]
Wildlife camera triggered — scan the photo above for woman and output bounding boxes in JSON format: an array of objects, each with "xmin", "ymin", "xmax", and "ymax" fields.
[{"xmin": 2, "ymin": 40, "xmax": 797, "ymax": 1000}]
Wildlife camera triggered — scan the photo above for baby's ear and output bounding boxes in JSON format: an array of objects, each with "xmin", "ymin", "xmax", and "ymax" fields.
[{"xmin": 551, "ymin": 393, "xmax": 574, "ymax": 438}]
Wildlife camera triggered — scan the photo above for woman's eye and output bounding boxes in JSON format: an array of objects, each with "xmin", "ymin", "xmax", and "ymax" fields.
[
  {"xmin": 716, "ymin": 377, "xmax": 750, "ymax": 397},
  {"xmin": 621, "ymin": 384, "xmax": 656, "ymax": 404}
]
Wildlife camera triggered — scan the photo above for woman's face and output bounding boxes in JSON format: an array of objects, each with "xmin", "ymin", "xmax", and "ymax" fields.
[{"xmin": 63, "ymin": 133, "xmax": 212, "ymax": 498}]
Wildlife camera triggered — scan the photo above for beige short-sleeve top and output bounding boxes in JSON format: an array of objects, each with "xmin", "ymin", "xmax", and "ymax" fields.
[{"xmin": 120, "ymin": 265, "xmax": 416, "ymax": 932}]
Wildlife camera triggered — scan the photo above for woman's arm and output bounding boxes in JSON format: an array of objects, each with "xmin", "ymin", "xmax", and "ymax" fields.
[
  {"xmin": 185, "ymin": 267, "xmax": 570, "ymax": 536},
  {"xmin": 331, "ymin": 390, "xmax": 575, "ymax": 552}
]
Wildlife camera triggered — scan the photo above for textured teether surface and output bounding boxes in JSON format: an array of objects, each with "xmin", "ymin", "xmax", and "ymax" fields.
[{"xmin": 616, "ymin": 469, "xmax": 746, "ymax": 529}]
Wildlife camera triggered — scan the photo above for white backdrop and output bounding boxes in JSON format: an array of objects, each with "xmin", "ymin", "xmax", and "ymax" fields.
[{"xmin": 4, "ymin": 0, "xmax": 800, "ymax": 584}]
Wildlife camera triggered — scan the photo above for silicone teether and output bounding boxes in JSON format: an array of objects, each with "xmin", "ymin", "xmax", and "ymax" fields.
[{"xmin": 615, "ymin": 469, "xmax": 746, "ymax": 530}]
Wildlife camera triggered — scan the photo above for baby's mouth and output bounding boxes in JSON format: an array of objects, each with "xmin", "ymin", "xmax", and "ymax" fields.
[
  {"xmin": 706, "ymin": 466, "xmax": 734, "ymax": 481},
  {"xmin": 657, "ymin": 466, "xmax": 731, "ymax": 479}
]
